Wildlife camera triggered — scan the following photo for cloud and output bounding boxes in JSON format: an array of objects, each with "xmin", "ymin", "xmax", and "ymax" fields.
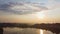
[
  {"xmin": 0, "ymin": 2, "xmax": 48, "ymax": 15},
  {"xmin": 0, "ymin": 0, "xmax": 60, "ymax": 23},
  {"xmin": 0, "ymin": 4, "xmax": 11, "ymax": 10},
  {"xmin": 46, "ymin": 0, "xmax": 60, "ymax": 9}
]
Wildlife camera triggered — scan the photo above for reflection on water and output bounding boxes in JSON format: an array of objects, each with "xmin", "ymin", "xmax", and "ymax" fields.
[
  {"xmin": 3, "ymin": 28, "xmax": 53, "ymax": 34},
  {"xmin": 3, "ymin": 28, "xmax": 40, "ymax": 34},
  {"xmin": 42, "ymin": 30, "xmax": 53, "ymax": 34}
]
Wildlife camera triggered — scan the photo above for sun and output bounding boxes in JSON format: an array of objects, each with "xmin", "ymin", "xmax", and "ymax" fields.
[{"xmin": 36, "ymin": 11, "xmax": 45, "ymax": 19}]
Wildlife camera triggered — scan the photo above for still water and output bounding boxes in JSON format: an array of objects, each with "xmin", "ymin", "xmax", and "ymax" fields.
[{"xmin": 3, "ymin": 28, "xmax": 53, "ymax": 34}]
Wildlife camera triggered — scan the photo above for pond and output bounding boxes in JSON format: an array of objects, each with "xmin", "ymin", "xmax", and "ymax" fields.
[{"xmin": 3, "ymin": 28, "xmax": 54, "ymax": 34}]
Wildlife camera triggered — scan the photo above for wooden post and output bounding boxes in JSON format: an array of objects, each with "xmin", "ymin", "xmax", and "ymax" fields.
[{"xmin": 0, "ymin": 28, "xmax": 3, "ymax": 34}]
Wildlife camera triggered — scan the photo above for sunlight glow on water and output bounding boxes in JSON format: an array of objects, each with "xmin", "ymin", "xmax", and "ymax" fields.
[{"xmin": 40, "ymin": 29, "xmax": 43, "ymax": 34}]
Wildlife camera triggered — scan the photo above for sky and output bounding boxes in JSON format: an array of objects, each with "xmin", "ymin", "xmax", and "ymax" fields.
[{"xmin": 0, "ymin": 0, "xmax": 60, "ymax": 24}]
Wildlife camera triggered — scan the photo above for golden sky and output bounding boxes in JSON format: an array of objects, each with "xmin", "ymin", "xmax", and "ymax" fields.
[{"xmin": 0, "ymin": 0, "xmax": 60, "ymax": 24}]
